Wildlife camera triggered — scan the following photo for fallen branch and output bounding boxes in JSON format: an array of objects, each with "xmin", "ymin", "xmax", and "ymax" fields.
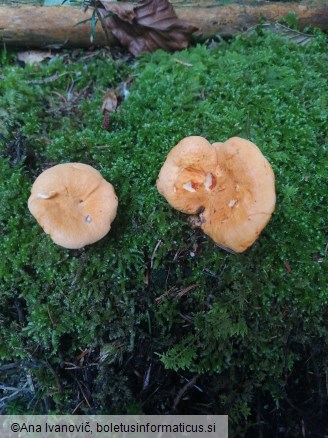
[{"xmin": 0, "ymin": 2, "xmax": 327, "ymax": 49}]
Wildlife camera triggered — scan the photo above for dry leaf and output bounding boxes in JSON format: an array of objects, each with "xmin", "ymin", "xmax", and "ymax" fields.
[
  {"xmin": 101, "ymin": 90, "xmax": 118, "ymax": 130},
  {"xmin": 100, "ymin": 1, "xmax": 136, "ymax": 23},
  {"xmin": 17, "ymin": 50, "xmax": 53, "ymax": 65},
  {"xmin": 101, "ymin": 91, "xmax": 118, "ymax": 114},
  {"xmin": 98, "ymin": 0, "xmax": 198, "ymax": 56}
]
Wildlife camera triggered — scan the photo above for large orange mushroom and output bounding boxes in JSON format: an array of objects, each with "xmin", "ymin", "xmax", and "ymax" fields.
[
  {"xmin": 28, "ymin": 163, "xmax": 118, "ymax": 249},
  {"xmin": 156, "ymin": 136, "xmax": 276, "ymax": 253}
]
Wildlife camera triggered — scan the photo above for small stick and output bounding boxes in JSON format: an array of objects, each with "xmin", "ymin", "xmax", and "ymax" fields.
[
  {"xmin": 150, "ymin": 240, "xmax": 163, "ymax": 268},
  {"xmin": 47, "ymin": 306, "xmax": 56, "ymax": 328},
  {"xmin": 72, "ymin": 399, "xmax": 84, "ymax": 414},
  {"xmin": 173, "ymin": 58, "xmax": 193, "ymax": 67},
  {"xmin": 172, "ymin": 374, "xmax": 200, "ymax": 411},
  {"xmin": 77, "ymin": 380, "xmax": 92, "ymax": 408},
  {"xmin": 26, "ymin": 72, "xmax": 68, "ymax": 85},
  {"xmin": 215, "ymin": 242, "xmax": 236, "ymax": 254},
  {"xmin": 45, "ymin": 360, "xmax": 62, "ymax": 393},
  {"xmin": 94, "ymin": 7, "xmax": 113, "ymax": 58}
]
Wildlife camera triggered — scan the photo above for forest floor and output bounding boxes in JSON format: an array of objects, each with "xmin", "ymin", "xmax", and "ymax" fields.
[{"xmin": 0, "ymin": 23, "xmax": 328, "ymax": 437}]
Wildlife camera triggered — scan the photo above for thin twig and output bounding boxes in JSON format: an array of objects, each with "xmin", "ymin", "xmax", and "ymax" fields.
[
  {"xmin": 25, "ymin": 72, "xmax": 68, "ymax": 85},
  {"xmin": 142, "ymin": 363, "xmax": 152, "ymax": 391},
  {"xmin": 63, "ymin": 362, "xmax": 99, "ymax": 370},
  {"xmin": 173, "ymin": 58, "xmax": 193, "ymax": 67},
  {"xmin": 141, "ymin": 386, "xmax": 160, "ymax": 407},
  {"xmin": 76, "ymin": 380, "xmax": 92, "ymax": 409},
  {"xmin": 46, "ymin": 80, "xmax": 93, "ymax": 114},
  {"xmin": 47, "ymin": 306, "xmax": 56, "ymax": 328},
  {"xmin": 150, "ymin": 240, "xmax": 163, "ymax": 269},
  {"xmin": 156, "ymin": 284, "xmax": 198, "ymax": 305},
  {"xmin": 165, "ymin": 265, "xmax": 171, "ymax": 291},
  {"xmin": 94, "ymin": 6, "xmax": 113, "ymax": 58},
  {"xmin": 72, "ymin": 399, "xmax": 84, "ymax": 414},
  {"xmin": 0, "ymin": 385, "xmax": 20, "ymax": 391},
  {"xmin": 45, "ymin": 360, "xmax": 62, "ymax": 393},
  {"xmin": 172, "ymin": 374, "xmax": 200, "ymax": 411},
  {"xmin": 178, "ymin": 313, "xmax": 194, "ymax": 325},
  {"xmin": 0, "ymin": 382, "xmax": 29, "ymax": 407}
]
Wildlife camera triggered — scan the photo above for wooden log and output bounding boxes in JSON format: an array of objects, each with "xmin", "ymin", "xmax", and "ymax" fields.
[
  {"xmin": 0, "ymin": 3, "xmax": 327, "ymax": 48},
  {"xmin": 179, "ymin": 3, "xmax": 328, "ymax": 39},
  {"xmin": 0, "ymin": 6, "xmax": 112, "ymax": 47}
]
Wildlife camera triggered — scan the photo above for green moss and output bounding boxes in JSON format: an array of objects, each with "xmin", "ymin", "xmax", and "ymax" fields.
[{"xmin": 0, "ymin": 31, "xmax": 327, "ymax": 431}]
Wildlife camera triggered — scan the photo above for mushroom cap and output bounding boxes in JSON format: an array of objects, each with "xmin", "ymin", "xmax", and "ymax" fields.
[
  {"xmin": 156, "ymin": 136, "xmax": 276, "ymax": 253},
  {"xmin": 28, "ymin": 163, "xmax": 118, "ymax": 249}
]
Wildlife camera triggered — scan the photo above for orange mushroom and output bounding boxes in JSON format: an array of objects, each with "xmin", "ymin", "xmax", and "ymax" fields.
[
  {"xmin": 156, "ymin": 136, "xmax": 276, "ymax": 253},
  {"xmin": 28, "ymin": 163, "xmax": 118, "ymax": 249}
]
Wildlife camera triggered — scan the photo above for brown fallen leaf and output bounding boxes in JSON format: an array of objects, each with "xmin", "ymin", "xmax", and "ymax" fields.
[
  {"xmin": 17, "ymin": 50, "xmax": 53, "ymax": 65},
  {"xmin": 98, "ymin": 0, "xmax": 198, "ymax": 56},
  {"xmin": 100, "ymin": 1, "xmax": 136, "ymax": 23},
  {"xmin": 101, "ymin": 91, "xmax": 118, "ymax": 114},
  {"xmin": 101, "ymin": 90, "xmax": 118, "ymax": 130}
]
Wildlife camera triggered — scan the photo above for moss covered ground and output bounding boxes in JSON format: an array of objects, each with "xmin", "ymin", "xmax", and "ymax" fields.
[{"xmin": 0, "ymin": 29, "xmax": 327, "ymax": 436}]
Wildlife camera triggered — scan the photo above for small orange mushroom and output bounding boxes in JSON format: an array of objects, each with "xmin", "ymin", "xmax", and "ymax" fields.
[
  {"xmin": 156, "ymin": 136, "xmax": 276, "ymax": 253},
  {"xmin": 28, "ymin": 163, "xmax": 118, "ymax": 249}
]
